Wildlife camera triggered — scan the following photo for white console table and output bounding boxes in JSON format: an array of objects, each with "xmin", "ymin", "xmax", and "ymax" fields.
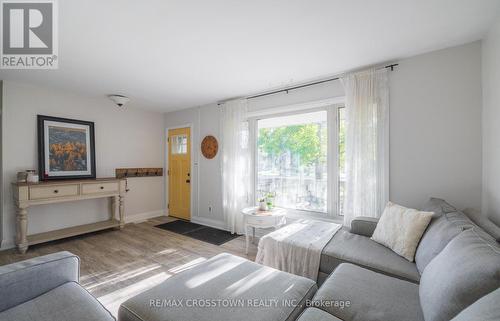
[{"xmin": 12, "ymin": 178, "xmax": 126, "ymax": 254}]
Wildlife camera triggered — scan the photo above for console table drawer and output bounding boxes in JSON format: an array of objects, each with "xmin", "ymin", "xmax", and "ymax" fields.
[
  {"xmin": 82, "ymin": 182, "xmax": 119, "ymax": 195},
  {"xmin": 30, "ymin": 184, "xmax": 79, "ymax": 200}
]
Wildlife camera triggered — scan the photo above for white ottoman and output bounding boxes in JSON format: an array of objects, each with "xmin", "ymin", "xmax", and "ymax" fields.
[{"xmin": 118, "ymin": 253, "xmax": 317, "ymax": 321}]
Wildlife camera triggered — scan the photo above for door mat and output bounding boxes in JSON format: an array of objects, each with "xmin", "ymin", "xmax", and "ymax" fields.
[{"xmin": 155, "ymin": 220, "xmax": 239, "ymax": 246}]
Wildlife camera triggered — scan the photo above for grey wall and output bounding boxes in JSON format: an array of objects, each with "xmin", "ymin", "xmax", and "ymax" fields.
[
  {"xmin": 164, "ymin": 41, "xmax": 484, "ymax": 228},
  {"xmin": 390, "ymin": 41, "xmax": 483, "ymax": 210},
  {"xmin": 482, "ymin": 16, "xmax": 500, "ymax": 225}
]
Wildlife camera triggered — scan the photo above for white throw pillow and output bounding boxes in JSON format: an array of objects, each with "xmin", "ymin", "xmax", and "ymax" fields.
[{"xmin": 371, "ymin": 202, "xmax": 433, "ymax": 262}]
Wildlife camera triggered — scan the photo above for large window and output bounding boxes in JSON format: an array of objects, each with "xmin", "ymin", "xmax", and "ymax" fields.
[
  {"xmin": 256, "ymin": 107, "xmax": 346, "ymax": 215},
  {"xmin": 257, "ymin": 111, "xmax": 328, "ymax": 212}
]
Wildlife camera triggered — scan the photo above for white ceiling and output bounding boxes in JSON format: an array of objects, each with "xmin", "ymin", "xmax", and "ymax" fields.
[{"xmin": 1, "ymin": 0, "xmax": 499, "ymax": 112}]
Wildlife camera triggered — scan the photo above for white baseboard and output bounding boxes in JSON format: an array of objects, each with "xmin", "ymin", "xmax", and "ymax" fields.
[
  {"xmin": 190, "ymin": 216, "xmax": 227, "ymax": 231},
  {"xmin": 125, "ymin": 210, "xmax": 166, "ymax": 224},
  {"xmin": 1, "ymin": 239, "xmax": 15, "ymax": 251}
]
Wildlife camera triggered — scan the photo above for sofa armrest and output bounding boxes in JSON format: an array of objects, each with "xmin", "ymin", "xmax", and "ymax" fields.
[
  {"xmin": 350, "ymin": 217, "xmax": 379, "ymax": 237},
  {"xmin": 0, "ymin": 251, "xmax": 80, "ymax": 312}
]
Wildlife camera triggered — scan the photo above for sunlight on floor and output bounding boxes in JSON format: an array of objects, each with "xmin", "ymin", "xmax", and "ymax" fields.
[
  {"xmin": 155, "ymin": 248, "xmax": 179, "ymax": 255},
  {"xmin": 83, "ymin": 264, "xmax": 163, "ymax": 290},
  {"xmin": 97, "ymin": 272, "xmax": 172, "ymax": 316}
]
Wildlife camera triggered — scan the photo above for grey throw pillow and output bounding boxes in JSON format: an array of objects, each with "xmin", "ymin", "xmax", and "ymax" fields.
[{"xmin": 419, "ymin": 229, "xmax": 500, "ymax": 321}]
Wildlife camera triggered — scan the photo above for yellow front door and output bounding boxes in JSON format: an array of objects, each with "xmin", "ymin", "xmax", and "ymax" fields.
[{"xmin": 168, "ymin": 127, "xmax": 191, "ymax": 220}]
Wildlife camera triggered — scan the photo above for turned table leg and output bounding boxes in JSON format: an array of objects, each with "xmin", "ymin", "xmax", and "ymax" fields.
[
  {"xmin": 118, "ymin": 194, "xmax": 125, "ymax": 229},
  {"xmin": 16, "ymin": 205, "xmax": 29, "ymax": 254},
  {"xmin": 111, "ymin": 196, "xmax": 119, "ymax": 229}
]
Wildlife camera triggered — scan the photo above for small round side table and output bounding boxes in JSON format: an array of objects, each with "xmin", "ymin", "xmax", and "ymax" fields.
[{"xmin": 242, "ymin": 206, "xmax": 286, "ymax": 254}]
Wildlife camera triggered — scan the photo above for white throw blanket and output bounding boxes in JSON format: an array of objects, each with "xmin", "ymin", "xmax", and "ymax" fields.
[{"xmin": 255, "ymin": 220, "xmax": 341, "ymax": 281}]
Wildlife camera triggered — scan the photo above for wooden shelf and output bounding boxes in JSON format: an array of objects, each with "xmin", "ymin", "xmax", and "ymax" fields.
[{"xmin": 27, "ymin": 219, "xmax": 121, "ymax": 246}]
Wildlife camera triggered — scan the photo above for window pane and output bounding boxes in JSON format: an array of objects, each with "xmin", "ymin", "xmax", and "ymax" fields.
[
  {"xmin": 338, "ymin": 107, "xmax": 346, "ymax": 215},
  {"xmin": 171, "ymin": 135, "xmax": 188, "ymax": 154},
  {"xmin": 257, "ymin": 111, "xmax": 327, "ymax": 213}
]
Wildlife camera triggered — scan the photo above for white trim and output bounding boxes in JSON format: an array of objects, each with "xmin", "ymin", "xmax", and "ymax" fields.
[
  {"xmin": 164, "ymin": 123, "xmax": 194, "ymax": 221},
  {"xmin": 250, "ymin": 100, "xmax": 345, "ymax": 218},
  {"xmin": 249, "ymin": 118, "xmax": 258, "ymax": 205},
  {"xmin": 327, "ymin": 106, "xmax": 336, "ymax": 216},
  {"xmin": 0, "ymin": 238, "xmax": 15, "ymax": 251},
  {"xmin": 125, "ymin": 210, "xmax": 166, "ymax": 224},
  {"xmin": 190, "ymin": 216, "xmax": 227, "ymax": 231},
  {"xmin": 247, "ymin": 97, "xmax": 345, "ymax": 118}
]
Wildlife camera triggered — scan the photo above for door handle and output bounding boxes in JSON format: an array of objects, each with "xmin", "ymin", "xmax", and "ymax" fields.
[{"xmin": 186, "ymin": 179, "xmax": 190, "ymax": 183}]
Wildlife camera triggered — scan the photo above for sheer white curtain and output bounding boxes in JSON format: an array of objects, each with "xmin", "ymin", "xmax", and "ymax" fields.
[
  {"xmin": 341, "ymin": 69, "xmax": 389, "ymax": 227},
  {"xmin": 221, "ymin": 99, "xmax": 252, "ymax": 234}
]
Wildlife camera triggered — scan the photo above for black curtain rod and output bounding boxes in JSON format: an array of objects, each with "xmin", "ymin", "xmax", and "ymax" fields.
[
  {"xmin": 246, "ymin": 63, "xmax": 398, "ymax": 100},
  {"xmin": 218, "ymin": 63, "xmax": 399, "ymax": 105}
]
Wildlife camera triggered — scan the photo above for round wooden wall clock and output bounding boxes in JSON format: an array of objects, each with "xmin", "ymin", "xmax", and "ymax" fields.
[{"xmin": 201, "ymin": 135, "xmax": 218, "ymax": 159}]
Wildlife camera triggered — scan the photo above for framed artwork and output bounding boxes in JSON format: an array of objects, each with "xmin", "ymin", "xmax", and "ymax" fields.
[{"xmin": 37, "ymin": 115, "xmax": 96, "ymax": 180}]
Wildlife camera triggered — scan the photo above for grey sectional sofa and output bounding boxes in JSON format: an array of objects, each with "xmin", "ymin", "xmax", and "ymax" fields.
[
  {"xmin": 318, "ymin": 197, "xmax": 498, "ymax": 285},
  {"xmin": 118, "ymin": 197, "xmax": 499, "ymax": 321},
  {"xmin": 0, "ymin": 251, "xmax": 115, "ymax": 321},
  {"xmin": 306, "ymin": 197, "xmax": 500, "ymax": 321}
]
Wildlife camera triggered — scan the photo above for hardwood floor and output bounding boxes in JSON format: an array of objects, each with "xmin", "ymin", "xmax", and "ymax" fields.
[{"xmin": 0, "ymin": 216, "xmax": 257, "ymax": 316}]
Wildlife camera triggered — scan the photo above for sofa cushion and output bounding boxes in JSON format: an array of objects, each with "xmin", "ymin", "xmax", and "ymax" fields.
[
  {"xmin": 312, "ymin": 263, "xmax": 424, "ymax": 321},
  {"xmin": 450, "ymin": 288, "xmax": 500, "ymax": 321},
  {"xmin": 414, "ymin": 197, "xmax": 498, "ymax": 274},
  {"xmin": 349, "ymin": 216, "xmax": 379, "ymax": 237},
  {"xmin": 371, "ymin": 202, "xmax": 433, "ymax": 261},
  {"xmin": 296, "ymin": 308, "xmax": 343, "ymax": 321},
  {"xmin": 414, "ymin": 212, "xmax": 467, "ymax": 274},
  {"xmin": 320, "ymin": 229, "xmax": 420, "ymax": 283},
  {"xmin": 119, "ymin": 253, "xmax": 317, "ymax": 321},
  {"xmin": 419, "ymin": 229, "xmax": 500, "ymax": 321},
  {"xmin": 0, "ymin": 251, "xmax": 80, "ymax": 312},
  {"xmin": 0, "ymin": 282, "xmax": 114, "ymax": 321}
]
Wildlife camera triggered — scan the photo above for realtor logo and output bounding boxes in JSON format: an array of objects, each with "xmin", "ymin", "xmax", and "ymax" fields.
[{"xmin": 1, "ymin": 0, "xmax": 58, "ymax": 69}]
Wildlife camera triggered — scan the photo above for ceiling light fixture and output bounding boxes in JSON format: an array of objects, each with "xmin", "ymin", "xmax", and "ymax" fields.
[{"xmin": 108, "ymin": 94, "xmax": 130, "ymax": 108}]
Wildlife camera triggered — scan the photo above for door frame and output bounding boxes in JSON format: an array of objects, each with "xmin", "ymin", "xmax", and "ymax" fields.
[{"xmin": 164, "ymin": 123, "xmax": 194, "ymax": 220}]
